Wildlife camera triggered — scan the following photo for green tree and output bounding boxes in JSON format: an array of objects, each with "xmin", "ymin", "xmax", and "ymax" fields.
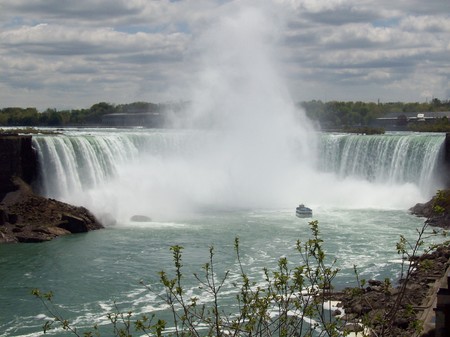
[
  {"xmin": 86, "ymin": 102, "xmax": 116, "ymax": 124},
  {"xmin": 41, "ymin": 109, "xmax": 64, "ymax": 126}
]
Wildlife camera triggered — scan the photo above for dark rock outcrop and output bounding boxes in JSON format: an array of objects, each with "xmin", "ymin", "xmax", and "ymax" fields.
[
  {"xmin": 0, "ymin": 134, "xmax": 37, "ymax": 199},
  {"xmin": 58, "ymin": 213, "xmax": 90, "ymax": 233},
  {"xmin": 0, "ymin": 177, "xmax": 103, "ymax": 243},
  {"xmin": 0, "ymin": 133, "xmax": 103, "ymax": 243},
  {"xmin": 130, "ymin": 214, "xmax": 152, "ymax": 222},
  {"xmin": 335, "ymin": 244, "xmax": 450, "ymax": 337},
  {"xmin": 410, "ymin": 190, "xmax": 450, "ymax": 229}
]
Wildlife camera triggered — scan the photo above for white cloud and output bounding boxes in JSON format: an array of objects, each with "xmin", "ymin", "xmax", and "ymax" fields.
[
  {"xmin": 1, "ymin": 23, "xmax": 187, "ymax": 55},
  {"xmin": 0, "ymin": 0, "xmax": 449, "ymax": 109},
  {"xmin": 400, "ymin": 15, "xmax": 450, "ymax": 33}
]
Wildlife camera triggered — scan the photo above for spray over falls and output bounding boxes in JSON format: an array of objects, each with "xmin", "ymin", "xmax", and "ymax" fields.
[
  {"xmin": 33, "ymin": 131, "xmax": 446, "ymax": 223},
  {"xmin": 31, "ymin": 4, "xmax": 447, "ymax": 222}
]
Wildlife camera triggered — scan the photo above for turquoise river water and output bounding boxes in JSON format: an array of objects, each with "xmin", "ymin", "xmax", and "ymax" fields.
[{"xmin": 0, "ymin": 129, "xmax": 448, "ymax": 336}]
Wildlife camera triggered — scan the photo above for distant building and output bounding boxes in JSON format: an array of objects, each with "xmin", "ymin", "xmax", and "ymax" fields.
[
  {"xmin": 417, "ymin": 113, "xmax": 426, "ymax": 121},
  {"xmin": 372, "ymin": 111, "xmax": 450, "ymax": 130}
]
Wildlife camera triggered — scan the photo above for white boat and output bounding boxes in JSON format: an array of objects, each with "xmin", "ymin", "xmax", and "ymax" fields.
[{"xmin": 296, "ymin": 204, "xmax": 312, "ymax": 218}]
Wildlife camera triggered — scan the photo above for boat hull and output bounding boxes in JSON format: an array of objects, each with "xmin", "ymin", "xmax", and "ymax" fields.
[
  {"xmin": 296, "ymin": 204, "xmax": 312, "ymax": 218},
  {"xmin": 296, "ymin": 211, "xmax": 312, "ymax": 218}
]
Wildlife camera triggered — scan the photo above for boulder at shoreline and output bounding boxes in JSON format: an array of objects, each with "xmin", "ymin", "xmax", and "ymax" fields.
[
  {"xmin": 0, "ymin": 177, "xmax": 103, "ymax": 243},
  {"xmin": 334, "ymin": 243, "xmax": 450, "ymax": 337},
  {"xmin": 410, "ymin": 189, "xmax": 450, "ymax": 229}
]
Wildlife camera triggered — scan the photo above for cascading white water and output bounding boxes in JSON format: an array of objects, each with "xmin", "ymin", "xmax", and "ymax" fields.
[
  {"xmin": 33, "ymin": 132, "xmax": 139, "ymax": 198},
  {"xmin": 33, "ymin": 130, "xmax": 446, "ymax": 224},
  {"xmin": 318, "ymin": 133, "xmax": 445, "ymax": 196}
]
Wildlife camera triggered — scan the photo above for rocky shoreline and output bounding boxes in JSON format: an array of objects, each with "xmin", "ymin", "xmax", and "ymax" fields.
[
  {"xmin": 410, "ymin": 189, "xmax": 450, "ymax": 229},
  {"xmin": 0, "ymin": 177, "xmax": 103, "ymax": 243},
  {"xmin": 333, "ymin": 242, "xmax": 450, "ymax": 337},
  {"xmin": 331, "ymin": 191, "xmax": 450, "ymax": 336}
]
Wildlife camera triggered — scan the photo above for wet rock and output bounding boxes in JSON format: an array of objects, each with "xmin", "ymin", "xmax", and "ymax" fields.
[
  {"xmin": 332, "ymin": 308, "xmax": 342, "ymax": 316},
  {"xmin": 8, "ymin": 213, "xmax": 18, "ymax": 224},
  {"xmin": 334, "ymin": 243, "xmax": 450, "ymax": 337},
  {"xmin": 368, "ymin": 279, "xmax": 382, "ymax": 287},
  {"xmin": 343, "ymin": 323, "xmax": 364, "ymax": 334},
  {"xmin": 58, "ymin": 214, "xmax": 89, "ymax": 233},
  {"xmin": 410, "ymin": 190, "xmax": 450, "ymax": 229},
  {"xmin": 0, "ymin": 209, "xmax": 6, "ymax": 225},
  {"xmin": 0, "ymin": 177, "xmax": 103, "ymax": 243},
  {"xmin": 0, "ymin": 135, "xmax": 37, "ymax": 198},
  {"xmin": 16, "ymin": 232, "xmax": 53, "ymax": 243},
  {"xmin": 130, "ymin": 214, "xmax": 152, "ymax": 222}
]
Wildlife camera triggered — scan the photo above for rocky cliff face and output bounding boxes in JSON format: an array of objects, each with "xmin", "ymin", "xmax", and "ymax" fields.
[
  {"xmin": 0, "ymin": 134, "xmax": 37, "ymax": 198},
  {"xmin": 0, "ymin": 133, "xmax": 103, "ymax": 243}
]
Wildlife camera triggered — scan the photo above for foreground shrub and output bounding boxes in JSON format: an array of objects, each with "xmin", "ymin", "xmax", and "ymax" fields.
[{"xmin": 33, "ymin": 220, "xmax": 446, "ymax": 337}]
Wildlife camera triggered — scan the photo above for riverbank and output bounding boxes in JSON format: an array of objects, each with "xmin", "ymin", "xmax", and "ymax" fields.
[
  {"xmin": 0, "ymin": 177, "xmax": 103, "ymax": 243},
  {"xmin": 333, "ymin": 241, "xmax": 450, "ymax": 336},
  {"xmin": 331, "ymin": 192, "xmax": 450, "ymax": 336},
  {"xmin": 410, "ymin": 190, "xmax": 450, "ymax": 229}
]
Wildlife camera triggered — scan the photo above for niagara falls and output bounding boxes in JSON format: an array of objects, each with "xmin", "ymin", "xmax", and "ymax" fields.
[{"xmin": 1, "ymin": 0, "xmax": 450, "ymax": 336}]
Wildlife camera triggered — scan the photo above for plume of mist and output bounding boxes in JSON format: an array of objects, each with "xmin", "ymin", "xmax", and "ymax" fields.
[
  {"xmin": 75, "ymin": 1, "xmax": 427, "ymax": 223},
  {"xmin": 91, "ymin": 2, "xmax": 320, "ymax": 221},
  {"xmin": 163, "ymin": 3, "xmax": 317, "ymax": 208}
]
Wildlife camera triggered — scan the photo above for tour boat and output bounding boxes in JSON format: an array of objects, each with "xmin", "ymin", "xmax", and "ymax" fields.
[{"xmin": 296, "ymin": 204, "xmax": 312, "ymax": 218}]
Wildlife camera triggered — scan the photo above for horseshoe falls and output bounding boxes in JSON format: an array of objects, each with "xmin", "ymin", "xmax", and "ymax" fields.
[{"xmin": 32, "ymin": 130, "xmax": 446, "ymax": 223}]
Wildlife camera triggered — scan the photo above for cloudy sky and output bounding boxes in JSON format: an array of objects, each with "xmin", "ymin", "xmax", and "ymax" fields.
[{"xmin": 0, "ymin": 0, "xmax": 449, "ymax": 110}]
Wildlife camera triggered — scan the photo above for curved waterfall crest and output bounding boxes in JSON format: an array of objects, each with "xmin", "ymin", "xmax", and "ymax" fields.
[
  {"xmin": 32, "ymin": 130, "xmax": 446, "ymax": 216},
  {"xmin": 32, "ymin": 130, "xmax": 207, "ymax": 200},
  {"xmin": 318, "ymin": 132, "xmax": 445, "ymax": 192}
]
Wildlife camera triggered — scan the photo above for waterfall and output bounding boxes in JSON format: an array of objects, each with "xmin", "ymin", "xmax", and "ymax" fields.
[
  {"xmin": 33, "ymin": 132, "xmax": 138, "ymax": 199},
  {"xmin": 318, "ymin": 132, "xmax": 445, "ymax": 194},
  {"xmin": 32, "ymin": 130, "xmax": 446, "ymax": 221},
  {"xmin": 32, "ymin": 130, "xmax": 199, "ymax": 200}
]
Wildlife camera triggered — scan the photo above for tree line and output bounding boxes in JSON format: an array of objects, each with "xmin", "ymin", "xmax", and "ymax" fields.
[
  {"xmin": 0, "ymin": 101, "xmax": 166, "ymax": 127},
  {"xmin": 1, "ymin": 99, "xmax": 450, "ymax": 129},
  {"xmin": 298, "ymin": 98, "xmax": 450, "ymax": 130}
]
